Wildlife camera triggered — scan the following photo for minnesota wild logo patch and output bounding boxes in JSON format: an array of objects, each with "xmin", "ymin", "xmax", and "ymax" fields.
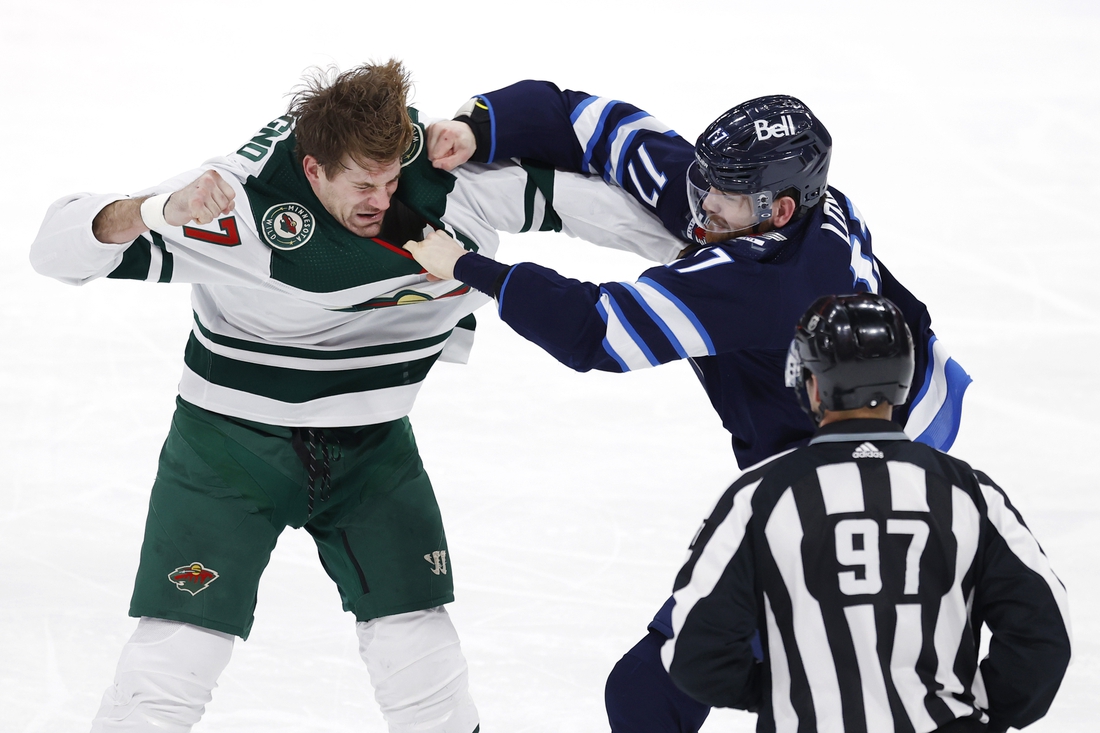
[
  {"xmin": 168, "ymin": 562, "xmax": 220, "ymax": 596},
  {"xmin": 262, "ymin": 202, "xmax": 316, "ymax": 250},
  {"xmin": 401, "ymin": 125, "xmax": 424, "ymax": 168}
]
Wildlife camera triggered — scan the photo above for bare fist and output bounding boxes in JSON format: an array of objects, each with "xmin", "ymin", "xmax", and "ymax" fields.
[
  {"xmin": 427, "ymin": 120, "xmax": 476, "ymax": 172},
  {"xmin": 164, "ymin": 170, "xmax": 236, "ymax": 226}
]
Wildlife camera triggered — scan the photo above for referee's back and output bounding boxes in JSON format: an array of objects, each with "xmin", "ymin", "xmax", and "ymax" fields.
[{"xmin": 662, "ymin": 418, "xmax": 1071, "ymax": 733}]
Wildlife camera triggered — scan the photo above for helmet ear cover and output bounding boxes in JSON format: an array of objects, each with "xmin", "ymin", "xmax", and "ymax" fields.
[{"xmin": 785, "ymin": 294, "xmax": 915, "ymax": 424}]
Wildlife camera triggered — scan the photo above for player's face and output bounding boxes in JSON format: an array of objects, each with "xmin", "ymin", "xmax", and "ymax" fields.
[
  {"xmin": 304, "ymin": 155, "xmax": 401, "ymax": 238},
  {"xmin": 701, "ymin": 189, "xmax": 762, "ymax": 235}
]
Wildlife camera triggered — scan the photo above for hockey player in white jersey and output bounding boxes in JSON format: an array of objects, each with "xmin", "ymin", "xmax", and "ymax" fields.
[{"xmin": 29, "ymin": 60, "xmax": 685, "ymax": 733}]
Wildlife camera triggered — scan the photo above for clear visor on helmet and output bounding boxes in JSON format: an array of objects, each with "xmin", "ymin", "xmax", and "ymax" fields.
[{"xmin": 687, "ymin": 162, "xmax": 773, "ymax": 239}]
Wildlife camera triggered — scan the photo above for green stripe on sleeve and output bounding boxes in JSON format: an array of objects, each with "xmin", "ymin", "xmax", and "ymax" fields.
[
  {"xmin": 520, "ymin": 159, "xmax": 563, "ymax": 233},
  {"xmin": 151, "ymin": 232, "xmax": 174, "ymax": 282},
  {"xmin": 107, "ymin": 236, "xmax": 153, "ymax": 281}
]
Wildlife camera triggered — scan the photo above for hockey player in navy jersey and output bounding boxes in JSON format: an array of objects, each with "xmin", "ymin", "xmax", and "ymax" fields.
[
  {"xmin": 406, "ymin": 81, "xmax": 973, "ymax": 732},
  {"xmin": 664, "ymin": 293, "xmax": 1069, "ymax": 733}
]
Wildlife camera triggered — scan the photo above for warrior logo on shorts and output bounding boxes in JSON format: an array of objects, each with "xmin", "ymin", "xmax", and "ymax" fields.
[
  {"xmin": 168, "ymin": 562, "xmax": 220, "ymax": 596},
  {"xmin": 401, "ymin": 125, "xmax": 424, "ymax": 168},
  {"xmin": 424, "ymin": 550, "xmax": 448, "ymax": 576},
  {"xmin": 262, "ymin": 203, "xmax": 315, "ymax": 250}
]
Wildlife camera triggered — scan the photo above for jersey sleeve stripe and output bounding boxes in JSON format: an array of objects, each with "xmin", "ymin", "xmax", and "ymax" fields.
[
  {"xmin": 146, "ymin": 240, "xmax": 164, "ymax": 282},
  {"xmin": 598, "ymin": 291, "xmax": 660, "ymax": 369},
  {"xmin": 663, "ymin": 479, "xmax": 763, "ymax": 672},
  {"xmin": 571, "ymin": 97, "xmax": 622, "ymax": 174},
  {"xmin": 519, "ymin": 174, "xmax": 549, "ymax": 233},
  {"xmin": 149, "ymin": 232, "xmax": 175, "ymax": 282},
  {"xmin": 604, "ymin": 112, "xmax": 676, "ymax": 186},
  {"xmin": 637, "ymin": 276, "xmax": 715, "ymax": 354},
  {"xmin": 904, "ymin": 336, "xmax": 973, "ymax": 451},
  {"xmin": 593, "ymin": 298, "xmax": 631, "ymax": 371},
  {"xmin": 979, "ymin": 482, "xmax": 1073, "ymax": 643},
  {"xmin": 568, "ymin": 94, "xmax": 598, "ymax": 125},
  {"xmin": 496, "ymin": 266, "xmax": 519, "ymax": 316},
  {"xmin": 476, "ymin": 95, "xmax": 498, "ymax": 162},
  {"xmin": 618, "ymin": 281, "xmax": 689, "ymax": 358}
]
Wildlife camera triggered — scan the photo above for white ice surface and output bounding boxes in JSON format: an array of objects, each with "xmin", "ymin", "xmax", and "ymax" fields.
[{"xmin": 1, "ymin": 1, "xmax": 1097, "ymax": 731}]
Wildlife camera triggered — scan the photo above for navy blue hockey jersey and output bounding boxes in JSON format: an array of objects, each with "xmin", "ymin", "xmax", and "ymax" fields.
[{"xmin": 454, "ymin": 81, "xmax": 970, "ymax": 468}]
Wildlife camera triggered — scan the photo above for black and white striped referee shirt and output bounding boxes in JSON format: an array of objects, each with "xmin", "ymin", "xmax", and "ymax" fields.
[{"xmin": 662, "ymin": 418, "xmax": 1071, "ymax": 733}]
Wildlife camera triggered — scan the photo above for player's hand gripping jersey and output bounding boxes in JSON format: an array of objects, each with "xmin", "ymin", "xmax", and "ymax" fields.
[
  {"xmin": 449, "ymin": 81, "xmax": 972, "ymax": 467},
  {"xmin": 30, "ymin": 108, "xmax": 685, "ymax": 427}
]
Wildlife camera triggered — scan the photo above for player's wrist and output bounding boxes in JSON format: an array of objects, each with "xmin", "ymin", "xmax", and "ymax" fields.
[
  {"xmin": 452, "ymin": 97, "xmax": 492, "ymax": 164},
  {"xmin": 139, "ymin": 192, "xmax": 173, "ymax": 232}
]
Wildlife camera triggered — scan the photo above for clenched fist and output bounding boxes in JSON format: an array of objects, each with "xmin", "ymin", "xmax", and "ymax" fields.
[
  {"xmin": 163, "ymin": 170, "xmax": 237, "ymax": 226},
  {"xmin": 426, "ymin": 120, "xmax": 477, "ymax": 172}
]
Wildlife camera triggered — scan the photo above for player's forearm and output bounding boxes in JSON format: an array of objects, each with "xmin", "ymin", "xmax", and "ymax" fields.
[
  {"xmin": 487, "ymin": 262, "xmax": 624, "ymax": 372},
  {"xmin": 470, "ymin": 81, "xmax": 586, "ymax": 168},
  {"xmin": 449, "ymin": 250, "xmax": 633, "ymax": 373},
  {"xmin": 30, "ymin": 192, "xmax": 137, "ymax": 285},
  {"xmin": 451, "ymin": 251, "xmax": 509, "ymax": 297},
  {"xmin": 92, "ymin": 197, "xmax": 151, "ymax": 244}
]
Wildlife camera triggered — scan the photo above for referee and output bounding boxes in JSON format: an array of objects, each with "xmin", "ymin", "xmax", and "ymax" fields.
[{"xmin": 662, "ymin": 293, "xmax": 1071, "ymax": 733}]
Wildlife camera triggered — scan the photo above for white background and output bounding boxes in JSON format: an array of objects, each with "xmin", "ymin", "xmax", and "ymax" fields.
[{"xmin": 1, "ymin": 1, "xmax": 1096, "ymax": 731}]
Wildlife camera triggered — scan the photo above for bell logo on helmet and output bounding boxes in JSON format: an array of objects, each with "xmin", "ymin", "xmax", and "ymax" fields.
[{"xmin": 754, "ymin": 115, "xmax": 798, "ymax": 141}]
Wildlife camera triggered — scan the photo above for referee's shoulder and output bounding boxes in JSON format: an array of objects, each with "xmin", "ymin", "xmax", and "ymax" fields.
[
  {"xmin": 887, "ymin": 438, "xmax": 987, "ymax": 489},
  {"xmin": 725, "ymin": 444, "xmax": 823, "ymax": 503}
]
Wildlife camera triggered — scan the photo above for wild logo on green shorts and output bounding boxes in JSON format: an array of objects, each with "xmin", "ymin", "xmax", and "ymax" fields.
[
  {"xmin": 129, "ymin": 398, "xmax": 454, "ymax": 639},
  {"xmin": 167, "ymin": 562, "xmax": 220, "ymax": 596}
]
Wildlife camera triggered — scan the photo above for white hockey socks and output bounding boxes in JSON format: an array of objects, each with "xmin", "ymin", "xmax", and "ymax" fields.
[
  {"xmin": 357, "ymin": 606, "xmax": 479, "ymax": 733},
  {"xmin": 89, "ymin": 617, "xmax": 235, "ymax": 733}
]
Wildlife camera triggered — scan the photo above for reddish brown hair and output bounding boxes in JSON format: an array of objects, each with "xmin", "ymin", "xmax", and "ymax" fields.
[{"xmin": 289, "ymin": 59, "xmax": 414, "ymax": 176}]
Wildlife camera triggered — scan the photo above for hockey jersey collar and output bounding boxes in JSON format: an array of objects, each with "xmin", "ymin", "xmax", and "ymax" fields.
[{"xmin": 808, "ymin": 418, "xmax": 909, "ymax": 446}]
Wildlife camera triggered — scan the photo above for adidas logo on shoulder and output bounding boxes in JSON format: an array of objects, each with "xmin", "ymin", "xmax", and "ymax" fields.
[{"xmin": 852, "ymin": 442, "xmax": 884, "ymax": 459}]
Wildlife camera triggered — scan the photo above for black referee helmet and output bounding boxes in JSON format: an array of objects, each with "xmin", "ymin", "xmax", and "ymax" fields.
[{"xmin": 785, "ymin": 293, "xmax": 914, "ymax": 423}]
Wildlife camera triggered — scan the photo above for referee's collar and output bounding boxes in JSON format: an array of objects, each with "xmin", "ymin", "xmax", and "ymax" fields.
[{"xmin": 808, "ymin": 418, "xmax": 909, "ymax": 446}]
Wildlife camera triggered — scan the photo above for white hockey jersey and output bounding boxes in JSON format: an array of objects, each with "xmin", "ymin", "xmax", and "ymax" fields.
[{"xmin": 30, "ymin": 109, "xmax": 684, "ymax": 427}]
